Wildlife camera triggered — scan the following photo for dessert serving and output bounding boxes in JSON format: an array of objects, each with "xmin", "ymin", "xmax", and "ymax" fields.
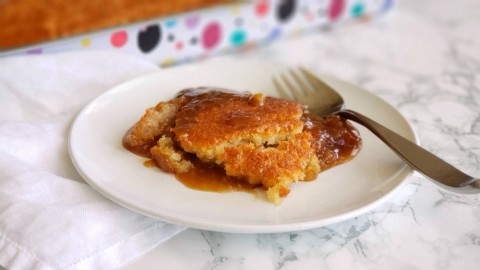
[{"xmin": 123, "ymin": 87, "xmax": 362, "ymax": 205}]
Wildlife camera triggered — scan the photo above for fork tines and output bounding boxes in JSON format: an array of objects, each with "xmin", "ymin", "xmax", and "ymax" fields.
[{"xmin": 272, "ymin": 67, "xmax": 321, "ymax": 102}]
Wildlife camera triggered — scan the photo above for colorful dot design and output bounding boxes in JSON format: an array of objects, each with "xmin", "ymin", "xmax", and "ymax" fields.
[
  {"xmin": 328, "ymin": 0, "xmax": 345, "ymax": 21},
  {"xmin": 175, "ymin": 41, "xmax": 184, "ymax": 51},
  {"xmin": 202, "ymin": 22, "xmax": 222, "ymax": 50},
  {"xmin": 81, "ymin": 38, "xmax": 92, "ymax": 48},
  {"xmin": 230, "ymin": 6, "xmax": 242, "ymax": 16},
  {"xmin": 277, "ymin": 0, "xmax": 296, "ymax": 22},
  {"xmin": 381, "ymin": 0, "xmax": 394, "ymax": 13},
  {"xmin": 351, "ymin": 2, "xmax": 365, "ymax": 18},
  {"xmin": 138, "ymin": 24, "xmax": 161, "ymax": 53},
  {"xmin": 185, "ymin": 16, "xmax": 200, "ymax": 29},
  {"xmin": 110, "ymin": 31, "xmax": 128, "ymax": 48},
  {"xmin": 230, "ymin": 30, "xmax": 247, "ymax": 47},
  {"xmin": 255, "ymin": 0, "xmax": 269, "ymax": 17},
  {"xmin": 26, "ymin": 48, "xmax": 43, "ymax": 55},
  {"xmin": 165, "ymin": 19, "xmax": 177, "ymax": 29},
  {"xmin": 305, "ymin": 11, "xmax": 315, "ymax": 22},
  {"xmin": 16, "ymin": 0, "xmax": 395, "ymax": 61}
]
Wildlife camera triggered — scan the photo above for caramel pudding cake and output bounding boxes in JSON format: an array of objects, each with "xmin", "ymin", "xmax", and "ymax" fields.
[{"xmin": 123, "ymin": 87, "xmax": 362, "ymax": 205}]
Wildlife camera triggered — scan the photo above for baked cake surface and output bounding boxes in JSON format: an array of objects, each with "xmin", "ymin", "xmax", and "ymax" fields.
[{"xmin": 0, "ymin": 0, "xmax": 231, "ymax": 48}]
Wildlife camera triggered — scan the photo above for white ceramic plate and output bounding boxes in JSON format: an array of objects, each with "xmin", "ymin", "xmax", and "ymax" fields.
[{"xmin": 69, "ymin": 58, "xmax": 417, "ymax": 233}]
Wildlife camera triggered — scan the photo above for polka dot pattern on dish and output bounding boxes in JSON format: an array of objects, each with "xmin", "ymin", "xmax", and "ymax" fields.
[
  {"xmin": 138, "ymin": 24, "xmax": 161, "ymax": 53},
  {"xmin": 3, "ymin": 0, "xmax": 395, "ymax": 65},
  {"xmin": 111, "ymin": 31, "xmax": 128, "ymax": 48}
]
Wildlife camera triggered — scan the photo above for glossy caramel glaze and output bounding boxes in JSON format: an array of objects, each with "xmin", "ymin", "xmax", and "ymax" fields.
[
  {"xmin": 305, "ymin": 115, "xmax": 362, "ymax": 171},
  {"xmin": 176, "ymin": 159, "xmax": 259, "ymax": 193},
  {"xmin": 173, "ymin": 88, "xmax": 304, "ymax": 155}
]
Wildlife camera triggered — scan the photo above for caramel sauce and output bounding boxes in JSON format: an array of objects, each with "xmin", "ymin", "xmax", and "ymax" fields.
[
  {"xmin": 122, "ymin": 127, "xmax": 153, "ymax": 158},
  {"xmin": 175, "ymin": 160, "xmax": 258, "ymax": 193},
  {"xmin": 305, "ymin": 115, "xmax": 362, "ymax": 171},
  {"xmin": 143, "ymin": 159, "xmax": 156, "ymax": 168}
]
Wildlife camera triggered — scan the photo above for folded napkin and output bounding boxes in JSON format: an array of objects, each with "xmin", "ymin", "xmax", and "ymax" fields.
[{"xmin": 0, "ymin": 51, "xmax": 186, "ymax": 270}]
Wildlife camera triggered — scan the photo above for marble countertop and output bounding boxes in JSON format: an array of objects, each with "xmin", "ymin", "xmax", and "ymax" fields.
[{"xmin": 123, "ymin": 0, "xmax": 480, "ymax": 269}]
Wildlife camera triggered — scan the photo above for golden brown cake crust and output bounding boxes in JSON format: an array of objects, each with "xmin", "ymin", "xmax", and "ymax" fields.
[
  {"xmin": 219, "ymin": 132, "xmax": 320, "ymax": 187},
  {"xmin": 173, "ymin": 88, "xmax": 305, "ymax": 161},
  {"xmin": 0, "ymin": 0, "xmax": 232, "ymax": 49}
]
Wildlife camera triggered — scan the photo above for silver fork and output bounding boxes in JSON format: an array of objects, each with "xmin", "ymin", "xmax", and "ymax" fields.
[{"xmin": 273, "ymin": 67, "xmax": 480, "ymax": 193}]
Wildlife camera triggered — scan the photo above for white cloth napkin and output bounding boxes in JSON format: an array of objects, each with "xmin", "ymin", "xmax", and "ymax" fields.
[{"xmin": 0, "ymin": 51, "xmax": 186, "ymax": 270}]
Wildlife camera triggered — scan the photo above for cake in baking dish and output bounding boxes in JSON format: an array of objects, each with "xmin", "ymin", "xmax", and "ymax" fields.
[
  {"xmin": 123, "ymin": 87, "xmax": 362, "ymax": 205},
  {"xmin": 0, "ymin": 0, "xmax": 232, "ymax": 49}
]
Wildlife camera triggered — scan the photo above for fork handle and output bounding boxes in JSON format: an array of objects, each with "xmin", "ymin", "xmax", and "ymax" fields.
[{"xmin": 337, "ymin": 109, "xmax": 480, "ymax": 193}]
